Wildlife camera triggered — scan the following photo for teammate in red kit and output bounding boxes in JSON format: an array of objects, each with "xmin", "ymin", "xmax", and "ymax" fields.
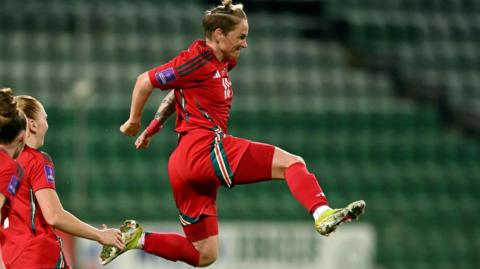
[
  {"xmin": 0, "ymin": 94, "xmax": 125, "ymax": 269},
  {"xmin": 0, "ymin": 88, "xmax": 26, "ymax": 269},
  {"xmin": 101, "ymin": 0, "xmax": 366, "ymax": 267}
]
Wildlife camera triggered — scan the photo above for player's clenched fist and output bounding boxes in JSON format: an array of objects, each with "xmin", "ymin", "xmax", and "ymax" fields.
[{"xmin": 120, "ymin": 120, "xmax": 141, "ymax": 136}]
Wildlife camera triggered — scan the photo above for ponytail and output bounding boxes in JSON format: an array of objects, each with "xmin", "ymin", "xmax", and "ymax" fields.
[{"xmin": 0, "ymin": 88, "xmax": 26, "ymax": 144}]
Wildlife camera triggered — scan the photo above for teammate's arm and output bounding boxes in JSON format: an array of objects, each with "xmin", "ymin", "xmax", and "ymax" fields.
[
  {"xmin": 135, "ymin": 90, "xmax": 176, "ymax": 149},
  {"xmin": 120, "ymin": 72, "xmax": 154, "ymax": 137},
  {"xmin": 35, "ymin": 189, "xmax": 125, "ymax": 249},
  {"xmin": 0, "ymin": 195, "xmax": 6, "ymax": 269}
]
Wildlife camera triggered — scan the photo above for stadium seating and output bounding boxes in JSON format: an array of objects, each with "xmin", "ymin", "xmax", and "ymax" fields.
[{"xmin": 323, "ymin": 0, "xmax": 480, "ymax": 268}]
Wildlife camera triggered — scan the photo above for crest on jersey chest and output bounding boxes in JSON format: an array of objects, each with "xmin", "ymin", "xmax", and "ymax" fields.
[{"xmin": 213, "ymin": 68, "xmax": 228, "ymax": 79}]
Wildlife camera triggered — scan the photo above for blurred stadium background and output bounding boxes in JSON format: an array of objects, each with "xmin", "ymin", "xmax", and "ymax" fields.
[{"xmin": 1, "ymin": 0, "xmax": 480, "ymax": 268}]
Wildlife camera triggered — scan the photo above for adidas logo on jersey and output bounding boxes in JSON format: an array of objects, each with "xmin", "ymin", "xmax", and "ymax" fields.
[{"xmin": 213, "ymin": 71, "xmax": 221, "ymax": 79}]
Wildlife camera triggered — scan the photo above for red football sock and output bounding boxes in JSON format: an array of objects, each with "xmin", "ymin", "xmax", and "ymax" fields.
[
  {"xmin": 143, "ymin": 232, "xmax": 200, "ymax": 266},
  {"xmin": 285, "ymin": 162, "xmax": 329, "ymax": 213}
]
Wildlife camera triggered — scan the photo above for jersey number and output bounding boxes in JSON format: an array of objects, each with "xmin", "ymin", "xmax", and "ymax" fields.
[{"xmin": 222, "ymin": 77, "xmax": 233, "ymax": 99}]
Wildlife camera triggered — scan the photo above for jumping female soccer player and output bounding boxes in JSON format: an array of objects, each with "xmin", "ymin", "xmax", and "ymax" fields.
[
  {"xmin": 0, "ymin": 94, "xmax": 125, "ymax": 269},
  {"xmin": 0, "ymin": 88, "xmax": 26, "ymax": 268},
  {"xmin": 102, "ymin": 0, "xmax": 365, "ymax": 267}
]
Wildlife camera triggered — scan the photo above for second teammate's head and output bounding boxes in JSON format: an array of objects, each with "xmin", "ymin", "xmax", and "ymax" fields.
[
  {"xmin": 203, "ymin": 0, "xmax": 248, "ymax": 61},
  {"xmin": 15, "ymin": 95, "xmax": 48, "ymax": 149}
]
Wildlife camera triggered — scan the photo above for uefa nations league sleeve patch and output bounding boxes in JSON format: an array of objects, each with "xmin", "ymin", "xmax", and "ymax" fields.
[
  {"xmin": 155, "ymin": 67, "xmax": 177, "ymax": 85},
  {"xmin": 7, "ymin": 175, "xmax": 20, "ymax": 196},
  {"xmin": 44, "ymin": 165, "xmax": 55, "ymax": 183}
]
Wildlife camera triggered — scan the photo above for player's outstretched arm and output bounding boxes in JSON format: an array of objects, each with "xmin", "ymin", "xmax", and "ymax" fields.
[
  {"xmin": 135, "ymin": 90, "xmax": 176, "ymax": 149},
  {"xmin": 120, "ymin": 72, "xmax": 155, "ymax": 137},
  {"xmin": 35, "ymin": 189, "xmax": 125, "ymax": 249}
]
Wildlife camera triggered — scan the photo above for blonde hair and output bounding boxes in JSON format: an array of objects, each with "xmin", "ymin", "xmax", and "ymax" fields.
[
  {"xmin": 15, "ymin": 95, "xmax": 42, "ymax": 120},
  {"xmin": 0, "ymin": 88, "xmax": 26, "ymax": 144},
  {"xmin": 203, "ymin": 0, "xmax": 247, "ymax": 38}
]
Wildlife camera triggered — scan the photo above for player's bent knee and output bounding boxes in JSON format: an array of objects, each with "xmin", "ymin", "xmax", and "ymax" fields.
[
  {"xmin": 281, "ymin": 154, "xmax": 305, "ymax": 170},
  {"xmin": 272, "ymin": 147, "xmax": 307, "ymax": 179},
  {"xmin": 288, "ymin": 155, "xmax": 305, "ymax": 167},
  {"xmin": 192, "ymin": 235, "xmax": 219, "ymax": 267},
  {"xmin": 197, "ymin": 250, "xmax": 218, "ymax": 267}
]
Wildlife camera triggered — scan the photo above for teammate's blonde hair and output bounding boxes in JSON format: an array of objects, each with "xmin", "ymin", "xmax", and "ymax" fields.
[
  {"xmin": 0, "ymin": 88, "xmax": 26, "ymax": 144},
  {"xmin": 15, "ymin": 95, "xmax": 42, "ymax": 120},
  {"xmin": 203, "ymin": 0, "xmax": 247, "ymax": 38}
]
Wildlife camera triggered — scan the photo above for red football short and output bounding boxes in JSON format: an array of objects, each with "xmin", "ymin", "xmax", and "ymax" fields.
[{"xmin": 168, "ymin": 128, "xmax": 275, "ymax": 241}]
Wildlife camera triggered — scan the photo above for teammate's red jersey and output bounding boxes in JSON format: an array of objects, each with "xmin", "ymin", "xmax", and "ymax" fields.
[
  {"xmin": 148, "ymin": 40, "xmax": 237, "ymax": 133},
  {"xmin": 0, "ymin": 150, "xmax": 23, "ymax": 225},
  {"xmin": 1, "ymin": 146, "xmax": 69, "ymax": 268}
]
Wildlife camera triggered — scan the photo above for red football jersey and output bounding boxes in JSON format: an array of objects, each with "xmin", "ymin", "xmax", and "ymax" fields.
[
  {"xmin": 0, "ymin": 150, "xmax": 23, "ymax": 225},
  {"xmin": 148, "ymin": 40, "xmax": 237, "ymax": 134},
  {"xmin": 1, "ymin": 146, "xmax": 69, "ymax": 268}
]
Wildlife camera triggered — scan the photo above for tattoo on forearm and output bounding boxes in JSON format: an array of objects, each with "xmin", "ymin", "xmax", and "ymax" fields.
[{"xmin": 154, "ymin": 92, "xmax": 176, "ymax": 123}]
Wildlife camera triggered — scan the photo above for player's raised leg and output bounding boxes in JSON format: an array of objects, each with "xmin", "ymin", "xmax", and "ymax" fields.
[{"xmin": 271, "ymin": 147, "xmax": 366, "ymax": 236}]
